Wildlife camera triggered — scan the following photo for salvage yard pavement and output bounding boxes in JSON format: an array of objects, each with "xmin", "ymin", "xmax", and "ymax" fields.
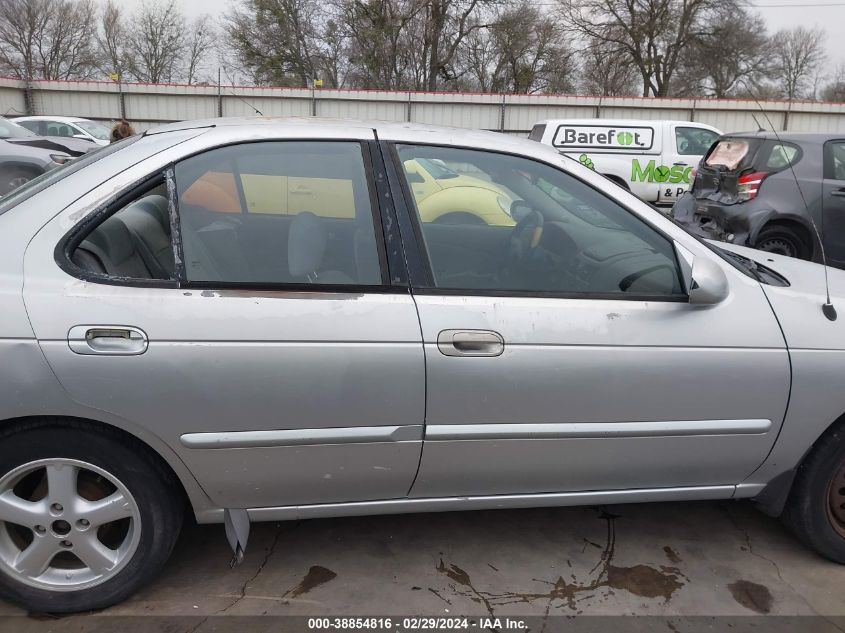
[{"xmin": 1, "ymin": 501, "xmax": 844, "ymax": 631}]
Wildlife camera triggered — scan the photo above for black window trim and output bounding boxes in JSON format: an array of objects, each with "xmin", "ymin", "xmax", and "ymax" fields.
[
  {"xmin": 56, "ymin": 138, "xmax": 409, "ymax": 294},
  {"xmin": 386, "ymin": 140, "xmax": 688, "ymax": 303}
]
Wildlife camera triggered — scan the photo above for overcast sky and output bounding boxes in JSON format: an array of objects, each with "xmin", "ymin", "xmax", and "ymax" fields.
[{"xmin": 117, "ymin": 0, "xmax": 845, "ymax": 74}]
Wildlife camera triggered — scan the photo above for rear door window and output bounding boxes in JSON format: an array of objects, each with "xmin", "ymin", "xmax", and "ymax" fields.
[
  {"xmin": 175, "ymin": 141, "xmax": 385, "ymax": 286},
  {"xmin": 826, "ymin": 141, "xmax": 845, "ymax": 181}
]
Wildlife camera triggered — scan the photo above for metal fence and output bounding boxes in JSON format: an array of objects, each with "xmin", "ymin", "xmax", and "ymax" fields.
[{"xmin": 2, "ymin": 76, "xmax": 845, "ymax": 137}]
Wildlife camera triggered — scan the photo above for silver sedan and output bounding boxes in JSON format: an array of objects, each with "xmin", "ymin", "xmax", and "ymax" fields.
[{"xmin": 0, "ymin": 118, "xmax": 844, "ymax": 613}]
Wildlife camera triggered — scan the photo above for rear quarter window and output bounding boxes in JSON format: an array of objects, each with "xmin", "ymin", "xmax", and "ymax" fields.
[
  {"xmin": 528, "ymin": 124, "xmax": 546, "ymax": 142},
  {"xmin": 758, "ymin": 142, "xmax": 802, "ymax": 172}
]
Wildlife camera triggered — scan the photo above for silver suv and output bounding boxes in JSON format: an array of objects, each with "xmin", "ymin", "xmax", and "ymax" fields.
[{"xmin": 1, "ymin": 119, "xmax": 845, "ymax": 613}]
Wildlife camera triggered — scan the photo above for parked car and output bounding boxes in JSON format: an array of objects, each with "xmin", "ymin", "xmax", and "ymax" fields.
[
  {"xmin": 673, "ymin": 132, "xmax": 845, "ymax": 266},
  {"xmin": 528, "ymin": 118, "xmax": 721, "ymax": 205},
  {"xmin": 0, "ymin": 118, "xmax": 75, "ymax": 194},
  {"xmin": 0, "ymin": 117, "xmax": 96, "ymax": 157},
  {"xmin": 3, "ymin": 118, "xmax": 845, "ymax": 613},
  {"xmin": 13, "ymin": 115, "xmax": 111, "ymax": 146}
]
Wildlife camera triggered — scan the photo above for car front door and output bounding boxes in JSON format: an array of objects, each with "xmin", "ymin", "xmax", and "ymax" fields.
[
  {"xmin": 23, "ymin": 131, "xmax": 425, "ymax": 511},
  {"xmin": 822, "ymin": 139, "xmax": 845, "ymax": 267},
  {"xmin": 388, "ymin": 141, "xmax": 790, "ymax": 499}
]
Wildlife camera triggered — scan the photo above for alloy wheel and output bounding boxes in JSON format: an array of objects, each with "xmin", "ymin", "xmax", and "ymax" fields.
[{"xmin": 0, "ymin": 459, "xmax": 141, "ymax": 591}]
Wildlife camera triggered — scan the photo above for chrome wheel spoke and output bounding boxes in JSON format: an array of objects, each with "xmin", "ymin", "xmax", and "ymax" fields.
[
  {"xmin": 0, "ymin": 490, "xmax": 45, "ymax": 527},
  {"xmin": 72, "ymin": 534, "xmax": 119, "ymax": 573},
  {"xmin": 13, "ymin": 537, "xmax": 59, "ymax": 577},
  {"xmin": 79, "ymin": 491, "xmax": 132, "ymax": 527},
  {"xmin": 46, "ymin": 463, "xmax": 78, "ymax": 506}
]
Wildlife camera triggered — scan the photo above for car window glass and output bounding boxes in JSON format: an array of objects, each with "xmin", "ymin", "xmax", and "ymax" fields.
[
  {"xmin": 828, "ymin": 142, "xmax": 845, "ymax": 181},
  {"xmin": 396, "ymin": 144, "xmax": 683, "ymax": 296},
  {"xmin": 0, "ymin": 118, "xmax": 34, "ymax": 139},
  {"xmin": 676, "ymin": 127, "xmax": 719, "ymax": 156},
  {"xmin": 76, "ymin": 120, "xmax": 111, "ymax": 140},
  {"xmin": 70, "ymin": 182, "xmax": 174, "ymax": 281},
  {"xmin": 175, "ymin": 141, "xmax": 383, "ymax": 286},
  {"xmin": 763, "ymin": 143, "xmax": 800, "ymax": 170}
]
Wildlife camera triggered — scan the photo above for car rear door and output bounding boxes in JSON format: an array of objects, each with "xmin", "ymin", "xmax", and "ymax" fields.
[
  {"xmin": 385, "ymin": 137, "xmax": 790, "ymax": 500},
  {"xmin": 23, "ymin": 128, "xmax": 425, "ymax": 511}
]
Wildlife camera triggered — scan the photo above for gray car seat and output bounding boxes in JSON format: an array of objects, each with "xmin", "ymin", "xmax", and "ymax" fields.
[
  {"xmin": 72, "ymin": 214, "xmax": 155, "ymax": 279},
  {"xmin": 288, "ymin": 211, "xmax": 355, "ymax": 284},
  {"xmin": 119, "ymin": 194, "xmax": 175, "ymax": 278}
]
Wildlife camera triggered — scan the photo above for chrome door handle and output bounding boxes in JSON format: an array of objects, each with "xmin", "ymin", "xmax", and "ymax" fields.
[
  {"xmin": 68, "ymin": 326, "xmax": 149, "ymax": 356},
  {"xmin": 437, "ymin": 330, "xmax": 504, "ymax": 357},
  {"xmin": 831, "ymin": 189, "xmax": 845, "ymax": 198}
]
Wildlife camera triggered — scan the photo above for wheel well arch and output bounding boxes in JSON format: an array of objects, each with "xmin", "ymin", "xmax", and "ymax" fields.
[
  {"xmin": 753, "ymin": 410, "xmax": 845, "ymax": 517},
  {"xmin": 755, "ymin": 217, "xmax": 817, "ymax": 259},
  {"xmin": 0, "ymin": 415, "xmax": 193, "ymax": 510}
]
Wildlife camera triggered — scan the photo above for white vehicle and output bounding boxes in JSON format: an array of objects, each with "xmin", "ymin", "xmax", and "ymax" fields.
[
  {"xmin": 13, "ymin": 116, "xmax": 111, "ymax": 146},
  {"xmin": 529, "ymin": 119, "xmax": 721, "ymax": 205}
]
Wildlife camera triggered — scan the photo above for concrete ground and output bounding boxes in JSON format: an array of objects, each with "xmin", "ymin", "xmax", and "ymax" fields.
[{"xmin": 1, "ymin": 500, "xmax": 845, "ymax": 631}]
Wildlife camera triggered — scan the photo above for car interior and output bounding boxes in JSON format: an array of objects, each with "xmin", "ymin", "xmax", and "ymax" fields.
[
  {"xmin": 399, "ymin": 146, "xmax": 684, "ymax": 296},
  {"xmin": 70, "ymin": 142, "xmax": 383, "ymax": 286}
]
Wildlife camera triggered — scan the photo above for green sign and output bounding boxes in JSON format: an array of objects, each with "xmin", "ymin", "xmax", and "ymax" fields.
[
  {"xmin": 631, "ymin": 159, "xmax": 692, "ymax": 184},
  {"xmin": 617, "ymin": 131, "xmax": 634, "ymax": 146}
]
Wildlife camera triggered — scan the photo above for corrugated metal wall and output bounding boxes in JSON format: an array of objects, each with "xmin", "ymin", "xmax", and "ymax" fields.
[{"xmin": 2, "ymin": 77, "xmax": 844, "ymax": 136}]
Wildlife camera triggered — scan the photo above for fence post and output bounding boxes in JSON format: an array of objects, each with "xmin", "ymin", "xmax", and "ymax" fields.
[
  {"xmin": 595, "ymin": 96, "xmax": 602, "ymax": 119},
  {"xmin": 117, "ymin": 79, "xmax": 126, "ymax": 120},
  {"xmin": 311, "ymin": 85, "xmax": 317, "ymax": 117},
  {"xmin": 690, "ymin": 98, "xmax": 697, "ymax": 122},
  {"xmin": 217, "ymin": 68, "xmax": 223, "ymax": 117},
  {"xmin": 23, "ymin": 81, "xmax": 35, "ymax": 115},
  {"xmin": 407, "ymin": 91, "xmax": 412, "ymax": 122},
  {"xmin": 784, "ymin": 100, "xmax": 792, "ymax": 131},
  {"xmin": 500, "ymin": 94, "xmax": 506, "ymax": 132}
]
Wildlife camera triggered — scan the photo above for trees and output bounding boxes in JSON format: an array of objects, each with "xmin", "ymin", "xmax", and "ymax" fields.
[
  {"xmin": 560, "ymin": 0, "xmax": 747, "ymax": 97},
  {"xmin": 770, "ymin": 26, "xmax": 826, "ymax": 100},
  {"xmin": 673, "ymin": 6, "xmax": 771, "ymax": 98},
  {"xmin": 0, "ymin": 0, "xmax": 99, "ymax": 80}
]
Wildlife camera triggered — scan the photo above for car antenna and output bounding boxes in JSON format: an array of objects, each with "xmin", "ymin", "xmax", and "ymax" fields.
[
  {"xmin": 740, "ymin": 79, "xmax": 836, "ymax": 321},
  {"xmin": 226, "ymin": 89, "xmax": 263, "ymax": 116},
  {"xmin": 750, "ymin": 113, "xmax": 766, "ymax": 133}
]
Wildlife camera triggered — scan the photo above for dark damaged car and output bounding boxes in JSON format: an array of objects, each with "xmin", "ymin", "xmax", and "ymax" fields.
[{"xmin": 673, "ymin": 132, "xmax": 845, "ymax": 267}]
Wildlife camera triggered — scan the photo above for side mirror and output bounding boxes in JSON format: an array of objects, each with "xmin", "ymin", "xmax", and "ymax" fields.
[
  {"xmin": 675, "ymin": 242, "xmax": 729, "ymax": 305},
  {"xmin": 689, "ymin": 257, "xmax": 730, "ymax": 304}
]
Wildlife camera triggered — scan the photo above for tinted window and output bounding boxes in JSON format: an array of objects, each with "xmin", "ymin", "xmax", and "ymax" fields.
[
  {"xmin": 528, "ymin": 124, "xmax": 546, "ymax": 142},
  {"xmin": 828, "ymin": 142, "xmax": 845, "ymax": 181},
  {"xmin": 397, "ymin": 145, "xmax": 682, "ymax": 297},
  {"xmin": 676, "ymin": 127, "xmax": 719, "ymax": 156},
  {"xmin": 759, "ymin": 142, "xmax": 801, "ymax": 171},
  {"xmin": 175, "ymin": 142, "xmax": 383, "ymax": 286}
]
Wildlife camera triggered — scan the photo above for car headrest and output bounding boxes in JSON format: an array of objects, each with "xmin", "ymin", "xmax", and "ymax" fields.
[
  {"xmin": 288, "ymin": 211, "xmax": 326, "ymax": 277},
  {"xmin": 134, "ymin": 194, "xmax": 170, "ymax": 232}
]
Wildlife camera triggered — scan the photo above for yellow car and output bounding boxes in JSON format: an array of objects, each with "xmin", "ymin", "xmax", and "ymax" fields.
[
  {"xmin": 402, "ymin": 158, "xmax": 515, "ymax": 226},
  {"xmin": 180, "ymin": 158, "xmax": 515, "ymax": 226}
]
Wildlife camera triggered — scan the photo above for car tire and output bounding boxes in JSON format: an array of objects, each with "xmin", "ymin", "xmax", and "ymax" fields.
[
  {"xmin": 0, "ymin": 167, "xmax": 39, "ymax": 195},
  {"xmin": 755, "ymin": 226, "xmax": 810, "ymax": 260},
  {"xmin": 782, "ymin": 420, "xmax": 845, "ymax": 564},
  {"xmin": 0, "ymin": 419, "xmax": 183, "ymax": 613}
]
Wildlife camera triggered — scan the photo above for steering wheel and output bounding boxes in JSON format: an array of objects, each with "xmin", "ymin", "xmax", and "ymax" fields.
[{"xmin": 506, "ymin": 209, "xmax": 545, "ymax": 264}]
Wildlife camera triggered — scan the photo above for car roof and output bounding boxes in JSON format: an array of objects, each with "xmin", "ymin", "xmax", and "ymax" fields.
[{"xmin": 145, "ymin": 116, "xmax": 549, "ymax": 155}]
